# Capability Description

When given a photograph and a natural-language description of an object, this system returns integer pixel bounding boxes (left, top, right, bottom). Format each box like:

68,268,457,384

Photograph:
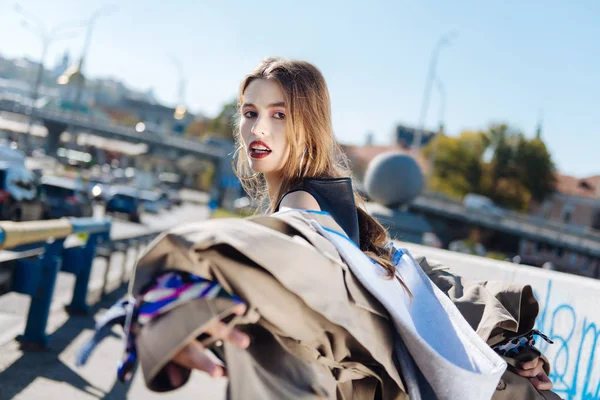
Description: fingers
517,360,545,378
169,303,251,381
516,357,553,391
230,303,247,316
204,304,250,349
227,326,251,348
529,372,553,391
520,357,540,371
205,321,250,349
172,340,224,378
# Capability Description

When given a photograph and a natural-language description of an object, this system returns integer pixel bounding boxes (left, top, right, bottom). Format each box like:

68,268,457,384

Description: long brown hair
233,57,407,288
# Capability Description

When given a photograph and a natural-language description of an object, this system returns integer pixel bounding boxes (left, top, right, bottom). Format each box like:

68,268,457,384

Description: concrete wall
399,242,600,400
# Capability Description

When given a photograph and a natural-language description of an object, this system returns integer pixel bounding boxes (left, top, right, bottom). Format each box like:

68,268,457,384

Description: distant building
394,123,437,149
0,54,195,137
0,78,34,98
11,58,41,84
520,173,600,276
0,54,17,79
340,144,429,182
532,174,600,230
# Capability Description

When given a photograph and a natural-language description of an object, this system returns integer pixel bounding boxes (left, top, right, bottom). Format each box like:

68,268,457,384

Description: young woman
165,57,553,394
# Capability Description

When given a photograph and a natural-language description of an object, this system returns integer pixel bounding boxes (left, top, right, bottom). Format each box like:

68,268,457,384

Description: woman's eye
243,111,257,118
273,112,286,119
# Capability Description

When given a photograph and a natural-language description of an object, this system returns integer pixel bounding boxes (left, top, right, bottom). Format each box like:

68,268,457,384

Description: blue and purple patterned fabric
75,270,243,382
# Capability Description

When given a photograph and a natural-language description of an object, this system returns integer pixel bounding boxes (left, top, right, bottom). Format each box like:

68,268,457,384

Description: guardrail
0,217,160,348
418,193,600,240
411,195,600,257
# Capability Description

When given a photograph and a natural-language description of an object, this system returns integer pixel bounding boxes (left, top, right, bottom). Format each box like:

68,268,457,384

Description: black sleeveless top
274,177,360,246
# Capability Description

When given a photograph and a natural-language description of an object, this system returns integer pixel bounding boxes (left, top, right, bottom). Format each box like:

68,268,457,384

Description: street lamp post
15,4,83,153
72,5,116,115
411,31,457,152
435,78,446,130
426,77,446,184
168,54,188,134
168,54,187,107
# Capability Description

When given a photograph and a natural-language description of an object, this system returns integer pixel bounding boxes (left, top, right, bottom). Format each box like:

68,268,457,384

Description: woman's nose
251,117,267,136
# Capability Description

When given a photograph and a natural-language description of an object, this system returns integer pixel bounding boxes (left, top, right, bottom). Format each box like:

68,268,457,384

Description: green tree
426,123,556,211
424,131,487,199
479,124,556,210
206,99,238,140
513,135,556,202
485,124,517,193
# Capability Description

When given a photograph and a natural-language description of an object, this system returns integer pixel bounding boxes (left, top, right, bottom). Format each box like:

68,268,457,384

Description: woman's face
240,79,290,177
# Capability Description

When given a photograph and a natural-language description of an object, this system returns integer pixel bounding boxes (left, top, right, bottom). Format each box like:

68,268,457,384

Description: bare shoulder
279,190,321,211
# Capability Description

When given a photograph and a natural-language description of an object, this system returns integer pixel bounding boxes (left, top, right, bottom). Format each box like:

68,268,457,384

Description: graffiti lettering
535,281,600,400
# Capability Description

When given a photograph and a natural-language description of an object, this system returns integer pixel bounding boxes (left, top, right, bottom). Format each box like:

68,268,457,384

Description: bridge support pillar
44,120,67,157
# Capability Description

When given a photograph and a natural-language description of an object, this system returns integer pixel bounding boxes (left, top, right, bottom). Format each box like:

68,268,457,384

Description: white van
463,193,504,216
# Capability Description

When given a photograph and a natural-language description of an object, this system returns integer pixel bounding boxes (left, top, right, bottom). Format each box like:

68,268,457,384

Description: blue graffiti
535,280,600,400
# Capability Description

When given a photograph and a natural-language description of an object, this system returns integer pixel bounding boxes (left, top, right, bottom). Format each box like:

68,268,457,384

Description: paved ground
0,287,227,400
0,201,227,399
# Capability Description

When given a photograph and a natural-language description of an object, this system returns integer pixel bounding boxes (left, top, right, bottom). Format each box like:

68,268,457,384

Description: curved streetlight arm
52,30,82,41
77,5,117,68
435,78,446,128
14,3,87,145
49,20,89,36
168,53,185,77
14,3,47,37
70,4,117,114
411,31,457,151
17,5,88,43
168,54,187,105
432,32,457,64
426,77,449,184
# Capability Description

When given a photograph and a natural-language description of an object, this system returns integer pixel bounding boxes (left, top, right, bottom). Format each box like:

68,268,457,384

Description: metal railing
0,217,160,348
411,195,600,257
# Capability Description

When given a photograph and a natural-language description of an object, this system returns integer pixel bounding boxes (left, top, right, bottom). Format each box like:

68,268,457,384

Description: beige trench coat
415,256,562,399
130,211,560,399
132,213,406,399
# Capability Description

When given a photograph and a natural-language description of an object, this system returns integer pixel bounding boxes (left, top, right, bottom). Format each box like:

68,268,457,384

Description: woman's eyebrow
241,102,286,109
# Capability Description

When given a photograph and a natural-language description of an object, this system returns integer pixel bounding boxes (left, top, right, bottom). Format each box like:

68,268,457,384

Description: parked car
139,190,163,214
105,187,143,223
155,190,172,210
463,193,505,216
39,176,93,219
167,189,182,207
0,162,44,221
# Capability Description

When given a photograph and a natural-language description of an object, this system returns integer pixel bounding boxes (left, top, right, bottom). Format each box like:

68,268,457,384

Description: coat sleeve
411,253,550,376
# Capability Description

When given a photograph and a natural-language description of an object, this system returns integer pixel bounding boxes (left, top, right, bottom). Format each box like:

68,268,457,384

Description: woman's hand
515,356,553,390
165,303,250,386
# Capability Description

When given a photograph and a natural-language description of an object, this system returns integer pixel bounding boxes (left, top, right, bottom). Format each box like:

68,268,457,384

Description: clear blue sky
1,0,598,177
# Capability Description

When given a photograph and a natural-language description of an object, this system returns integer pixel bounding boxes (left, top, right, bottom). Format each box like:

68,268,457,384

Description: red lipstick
249,141,272,159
